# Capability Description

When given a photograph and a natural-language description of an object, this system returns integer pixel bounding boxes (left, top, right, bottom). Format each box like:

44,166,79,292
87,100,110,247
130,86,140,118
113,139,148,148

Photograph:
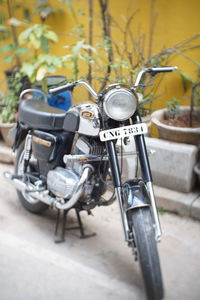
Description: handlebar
150,66,178,73
48,66,178,97
49,82,77,95
49,80,98,99
133,66,178,88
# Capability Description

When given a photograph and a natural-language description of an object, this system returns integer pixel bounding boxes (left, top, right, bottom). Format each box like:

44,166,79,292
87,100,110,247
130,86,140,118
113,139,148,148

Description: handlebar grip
49,82,77,95
150,66,178,74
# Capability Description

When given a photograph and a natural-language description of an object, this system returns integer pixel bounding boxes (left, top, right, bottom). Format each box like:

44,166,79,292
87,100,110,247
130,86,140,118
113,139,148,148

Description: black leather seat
19,98,66,130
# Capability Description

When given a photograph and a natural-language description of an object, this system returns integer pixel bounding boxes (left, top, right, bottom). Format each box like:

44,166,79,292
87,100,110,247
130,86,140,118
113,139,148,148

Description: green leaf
4,55,14,63
62,54,73,61
38,54,64,68
0,44,13,52
46,65,55,73
41,7,52,18
180,72,194,92
0,25,9,32
30,33,41,49
15,47,30,54
41,36,49,53
44,30,58,43
36,66,48,81
21,63,35,79
18,26,34,43
34,25,43,39
78,9,85,16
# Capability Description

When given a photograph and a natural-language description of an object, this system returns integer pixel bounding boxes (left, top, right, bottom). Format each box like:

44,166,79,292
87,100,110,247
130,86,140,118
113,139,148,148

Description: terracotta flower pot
0,123,16,147
151,106,200,146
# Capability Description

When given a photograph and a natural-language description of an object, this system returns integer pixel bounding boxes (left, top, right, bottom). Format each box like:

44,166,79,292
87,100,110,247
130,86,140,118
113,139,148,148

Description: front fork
106,141,131,242
105,113,162,242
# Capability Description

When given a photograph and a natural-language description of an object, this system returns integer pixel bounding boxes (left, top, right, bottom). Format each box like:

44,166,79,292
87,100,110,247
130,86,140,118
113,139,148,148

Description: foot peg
4,171,22,180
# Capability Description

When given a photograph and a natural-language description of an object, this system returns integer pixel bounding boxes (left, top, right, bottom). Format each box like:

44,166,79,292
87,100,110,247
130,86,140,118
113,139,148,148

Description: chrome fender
122,179,150,211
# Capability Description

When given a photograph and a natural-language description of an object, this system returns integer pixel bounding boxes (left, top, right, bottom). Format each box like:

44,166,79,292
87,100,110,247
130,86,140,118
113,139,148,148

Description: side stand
54,208,96,243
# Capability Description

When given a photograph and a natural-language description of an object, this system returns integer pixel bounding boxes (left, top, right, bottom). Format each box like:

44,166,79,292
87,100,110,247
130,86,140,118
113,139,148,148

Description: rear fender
122,179,150,211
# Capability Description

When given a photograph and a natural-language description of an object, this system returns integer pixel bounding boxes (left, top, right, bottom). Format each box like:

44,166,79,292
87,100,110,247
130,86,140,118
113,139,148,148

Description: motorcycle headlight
103,88,137,121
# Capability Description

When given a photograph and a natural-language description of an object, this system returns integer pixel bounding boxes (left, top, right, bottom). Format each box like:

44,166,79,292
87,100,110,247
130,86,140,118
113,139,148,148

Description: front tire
131,207,164,300
15,140,49,214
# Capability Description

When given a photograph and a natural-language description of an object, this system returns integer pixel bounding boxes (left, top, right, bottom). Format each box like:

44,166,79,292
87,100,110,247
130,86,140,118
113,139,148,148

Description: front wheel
131,207,164,300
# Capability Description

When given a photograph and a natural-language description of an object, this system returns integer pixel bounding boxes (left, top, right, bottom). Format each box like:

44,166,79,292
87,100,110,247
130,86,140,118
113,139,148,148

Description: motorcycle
4,66,177,300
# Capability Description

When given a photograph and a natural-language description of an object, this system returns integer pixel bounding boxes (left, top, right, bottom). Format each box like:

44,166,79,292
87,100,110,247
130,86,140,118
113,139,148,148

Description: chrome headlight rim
103,88,138,121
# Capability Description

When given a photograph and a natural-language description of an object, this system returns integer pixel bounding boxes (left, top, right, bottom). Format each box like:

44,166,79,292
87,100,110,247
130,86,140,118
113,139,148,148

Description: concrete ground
0,163,200,300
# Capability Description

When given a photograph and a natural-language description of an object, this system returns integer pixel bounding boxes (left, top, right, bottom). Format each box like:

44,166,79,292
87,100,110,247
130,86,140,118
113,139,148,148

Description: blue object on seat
35,76,72,111
47,90,71,111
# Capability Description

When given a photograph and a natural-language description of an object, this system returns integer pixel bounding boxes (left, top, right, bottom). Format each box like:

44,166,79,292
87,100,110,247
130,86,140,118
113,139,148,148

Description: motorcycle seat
18,98,66,130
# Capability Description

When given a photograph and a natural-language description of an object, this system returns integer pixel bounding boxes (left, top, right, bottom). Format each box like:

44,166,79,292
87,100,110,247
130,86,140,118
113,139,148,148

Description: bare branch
98,0,114,90
88,0,93,96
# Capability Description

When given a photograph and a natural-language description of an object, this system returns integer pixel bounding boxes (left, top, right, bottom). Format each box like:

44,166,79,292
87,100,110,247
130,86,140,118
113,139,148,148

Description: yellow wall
0,0,200,109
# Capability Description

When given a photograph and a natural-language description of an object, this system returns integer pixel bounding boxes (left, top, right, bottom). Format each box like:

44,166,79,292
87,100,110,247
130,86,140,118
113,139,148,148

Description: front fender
122,179,150,211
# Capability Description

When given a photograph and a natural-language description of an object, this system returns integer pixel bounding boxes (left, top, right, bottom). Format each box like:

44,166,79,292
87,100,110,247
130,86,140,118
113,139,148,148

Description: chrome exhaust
4,165,93,211
4,172,28,193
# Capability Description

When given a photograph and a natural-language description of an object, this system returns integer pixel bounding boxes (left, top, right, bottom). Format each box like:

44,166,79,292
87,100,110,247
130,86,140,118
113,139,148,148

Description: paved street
0,162,200,300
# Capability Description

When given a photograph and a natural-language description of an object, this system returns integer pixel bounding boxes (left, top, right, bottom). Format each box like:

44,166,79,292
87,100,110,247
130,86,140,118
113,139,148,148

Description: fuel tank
63,103,101,136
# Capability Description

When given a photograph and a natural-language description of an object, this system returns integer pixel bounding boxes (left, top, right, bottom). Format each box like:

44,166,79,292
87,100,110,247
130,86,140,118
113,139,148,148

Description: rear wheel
15,140,49,214
131,207,164,300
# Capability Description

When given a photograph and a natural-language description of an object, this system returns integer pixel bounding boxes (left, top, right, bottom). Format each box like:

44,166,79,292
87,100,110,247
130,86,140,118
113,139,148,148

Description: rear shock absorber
23,134,32,173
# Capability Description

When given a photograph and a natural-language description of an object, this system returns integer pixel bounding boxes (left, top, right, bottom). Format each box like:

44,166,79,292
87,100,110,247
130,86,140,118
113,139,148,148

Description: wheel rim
17,149,40,205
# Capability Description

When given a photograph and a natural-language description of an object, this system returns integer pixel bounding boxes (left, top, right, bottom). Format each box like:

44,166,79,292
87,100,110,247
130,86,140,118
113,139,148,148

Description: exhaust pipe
4,165,93,210
4,172,28,193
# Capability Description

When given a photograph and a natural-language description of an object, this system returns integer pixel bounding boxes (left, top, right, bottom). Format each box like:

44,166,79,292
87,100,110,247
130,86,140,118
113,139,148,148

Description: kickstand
54,208,96,243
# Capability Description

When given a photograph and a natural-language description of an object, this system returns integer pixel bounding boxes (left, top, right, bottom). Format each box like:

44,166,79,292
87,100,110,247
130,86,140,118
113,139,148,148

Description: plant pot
194,163,200,184
151,106,200,146
0,123,16,147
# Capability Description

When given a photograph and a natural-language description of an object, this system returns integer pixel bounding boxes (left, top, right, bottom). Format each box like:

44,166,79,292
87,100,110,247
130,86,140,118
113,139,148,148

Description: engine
47,136,103,200
47,167,80,199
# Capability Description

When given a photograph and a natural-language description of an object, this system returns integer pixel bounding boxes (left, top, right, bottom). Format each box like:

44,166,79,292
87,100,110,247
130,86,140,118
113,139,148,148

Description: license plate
99,123,148,142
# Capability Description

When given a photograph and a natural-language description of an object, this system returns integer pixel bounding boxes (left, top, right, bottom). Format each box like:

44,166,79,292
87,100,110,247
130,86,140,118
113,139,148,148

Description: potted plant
151,74,200,146
0,91,18,147
0,70,24,146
